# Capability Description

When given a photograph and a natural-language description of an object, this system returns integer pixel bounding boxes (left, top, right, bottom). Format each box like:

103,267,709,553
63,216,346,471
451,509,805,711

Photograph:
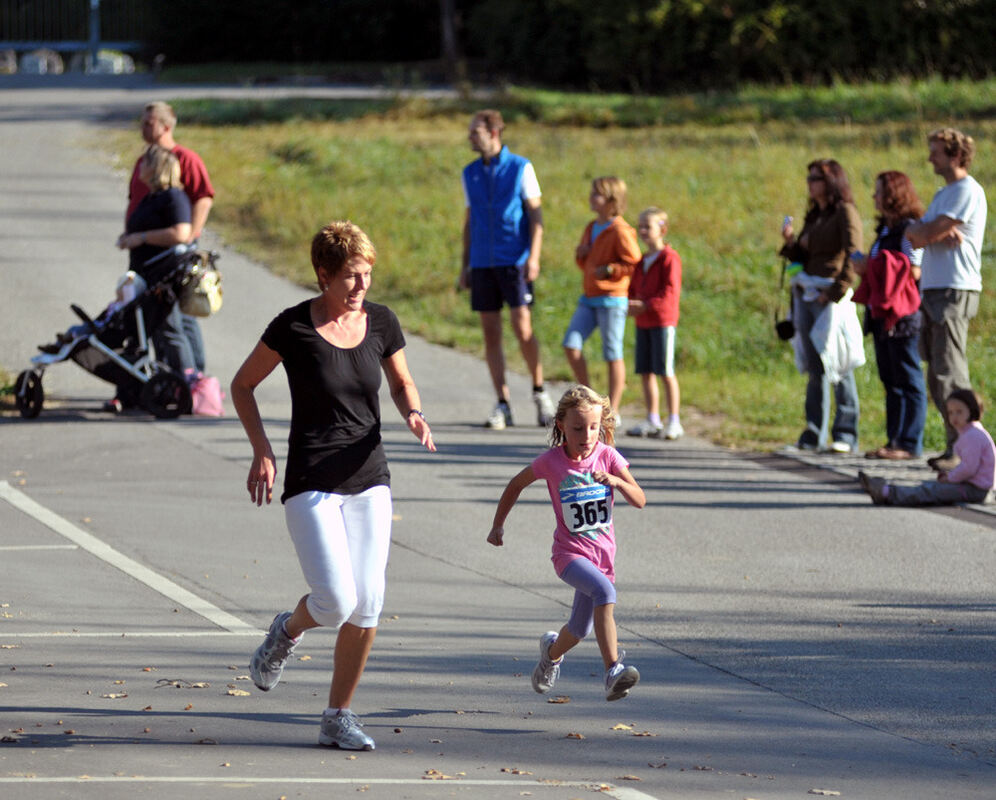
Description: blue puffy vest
464,146,532,268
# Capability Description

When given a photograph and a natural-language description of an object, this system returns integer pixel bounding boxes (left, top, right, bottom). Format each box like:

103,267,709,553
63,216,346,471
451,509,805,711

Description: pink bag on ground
190,374,225,416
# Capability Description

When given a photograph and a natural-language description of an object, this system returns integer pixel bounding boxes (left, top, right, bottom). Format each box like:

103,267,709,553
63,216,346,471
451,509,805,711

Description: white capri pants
284,485,393,629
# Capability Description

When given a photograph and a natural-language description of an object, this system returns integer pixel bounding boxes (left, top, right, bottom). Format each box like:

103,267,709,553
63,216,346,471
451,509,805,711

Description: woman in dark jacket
106,144,195,412
854,171,927,460
780,158,864,452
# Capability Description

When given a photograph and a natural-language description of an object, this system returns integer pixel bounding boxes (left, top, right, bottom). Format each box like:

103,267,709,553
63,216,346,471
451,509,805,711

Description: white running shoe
486,401,513,430
533,389,555,427
604,650,640,701
249,611,298,691
627,419,663,438
663,419,684,440
318,709,375,751
531,631,562,694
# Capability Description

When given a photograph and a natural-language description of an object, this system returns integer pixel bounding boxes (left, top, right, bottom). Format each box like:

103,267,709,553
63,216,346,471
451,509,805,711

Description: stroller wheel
141,370,192,419
15,370,44,419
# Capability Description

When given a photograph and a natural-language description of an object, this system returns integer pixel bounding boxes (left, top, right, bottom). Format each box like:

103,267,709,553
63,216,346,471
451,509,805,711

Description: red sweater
628,245,681,328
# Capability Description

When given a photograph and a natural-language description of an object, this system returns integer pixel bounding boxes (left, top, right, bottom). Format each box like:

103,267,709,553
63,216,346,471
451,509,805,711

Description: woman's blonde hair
142,144,182,192
311,219,377,279
549,384,616,447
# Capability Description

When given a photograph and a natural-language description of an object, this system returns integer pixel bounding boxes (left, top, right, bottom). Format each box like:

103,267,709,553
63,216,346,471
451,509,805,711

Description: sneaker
796,429,819,451
626,419,663,438
857,470,889,505
531,631,562,694
533,389,555,427
604,650,640,701
249,611,298,691
663,419,684,440
829,440,856,454
318,709,375,751
101,397,123,414
486,401,513,430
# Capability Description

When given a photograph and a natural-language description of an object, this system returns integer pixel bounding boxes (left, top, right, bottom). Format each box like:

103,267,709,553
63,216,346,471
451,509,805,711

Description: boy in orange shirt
563,177,642,421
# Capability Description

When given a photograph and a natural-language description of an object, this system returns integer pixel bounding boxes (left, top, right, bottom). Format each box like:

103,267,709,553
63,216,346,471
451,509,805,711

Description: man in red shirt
127,101,215,372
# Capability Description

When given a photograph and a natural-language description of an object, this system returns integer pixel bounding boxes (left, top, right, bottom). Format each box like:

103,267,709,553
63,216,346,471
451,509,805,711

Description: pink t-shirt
947,421,996,489
531,442,629,581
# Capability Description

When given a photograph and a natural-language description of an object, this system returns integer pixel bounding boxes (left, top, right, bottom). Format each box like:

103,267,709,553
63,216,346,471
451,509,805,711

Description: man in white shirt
907,128,988,467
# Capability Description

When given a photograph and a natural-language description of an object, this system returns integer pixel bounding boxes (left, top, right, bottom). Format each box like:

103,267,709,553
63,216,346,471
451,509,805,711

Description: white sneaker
532,389,555,427
829,440,855,454
531,631,562,694
626,419,663,438
486,401,513,430
663,419,684,440
318,709,375,751
604,650,640,701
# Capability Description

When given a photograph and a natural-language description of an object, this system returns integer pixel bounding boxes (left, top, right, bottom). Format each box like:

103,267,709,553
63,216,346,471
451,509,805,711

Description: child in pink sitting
859,389,994,506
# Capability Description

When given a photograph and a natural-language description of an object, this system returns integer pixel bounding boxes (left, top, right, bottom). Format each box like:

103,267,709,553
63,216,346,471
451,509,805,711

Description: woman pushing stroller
106,144,196,412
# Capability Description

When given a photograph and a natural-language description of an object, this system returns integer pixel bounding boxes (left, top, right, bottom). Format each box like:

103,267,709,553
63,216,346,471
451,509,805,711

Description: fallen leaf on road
632,731,656,737
423,769,457,780
1,736,20,743
183,704,193,711
547,696,570,704
648,761,667,769
63,730,75,735
611,723,633,731
100,693,127,699
0,645,19,649
692,765,713,771
226,689,251,697
808,791,841,797
500,767,533,775
565,732,585,739
617,775,641,781
195,738,217,745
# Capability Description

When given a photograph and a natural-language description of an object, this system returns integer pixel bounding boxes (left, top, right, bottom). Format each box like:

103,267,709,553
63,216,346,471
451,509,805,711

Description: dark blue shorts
470,266,534,312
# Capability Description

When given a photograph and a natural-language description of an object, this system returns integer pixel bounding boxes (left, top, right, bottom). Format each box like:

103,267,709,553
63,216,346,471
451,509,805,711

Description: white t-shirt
920,175,988,291
462,161,541,207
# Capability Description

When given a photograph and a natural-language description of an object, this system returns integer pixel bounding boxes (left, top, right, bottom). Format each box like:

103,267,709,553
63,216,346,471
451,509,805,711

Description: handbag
180,250,223,317
774,260,800,340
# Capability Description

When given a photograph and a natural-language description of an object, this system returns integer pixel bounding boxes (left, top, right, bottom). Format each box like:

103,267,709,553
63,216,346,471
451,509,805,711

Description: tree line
156,0,994,89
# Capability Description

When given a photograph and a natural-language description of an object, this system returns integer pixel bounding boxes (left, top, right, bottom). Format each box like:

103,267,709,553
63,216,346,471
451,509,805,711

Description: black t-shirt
261,299,406,502
126,188,191,278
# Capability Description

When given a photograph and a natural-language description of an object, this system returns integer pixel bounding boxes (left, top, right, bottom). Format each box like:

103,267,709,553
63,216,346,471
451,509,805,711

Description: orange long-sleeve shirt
575,216,642,298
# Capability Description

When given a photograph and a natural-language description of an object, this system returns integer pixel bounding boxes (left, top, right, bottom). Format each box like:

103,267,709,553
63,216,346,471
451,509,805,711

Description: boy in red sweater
627,207,683,439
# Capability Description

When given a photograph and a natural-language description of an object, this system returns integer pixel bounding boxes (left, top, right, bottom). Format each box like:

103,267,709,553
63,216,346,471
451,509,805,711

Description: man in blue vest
460,109,554,429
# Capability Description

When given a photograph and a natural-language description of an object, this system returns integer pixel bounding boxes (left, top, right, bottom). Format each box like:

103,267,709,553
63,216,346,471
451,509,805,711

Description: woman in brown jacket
780,159,864,452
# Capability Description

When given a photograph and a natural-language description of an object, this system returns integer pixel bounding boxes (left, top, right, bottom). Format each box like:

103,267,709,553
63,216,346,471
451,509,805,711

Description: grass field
96,81,995,450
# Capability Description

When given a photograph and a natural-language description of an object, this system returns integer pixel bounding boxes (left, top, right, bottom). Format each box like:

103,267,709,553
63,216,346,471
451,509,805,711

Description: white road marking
0,544,78,551
0,481,258,634
0,777,658,797
5,631,260,637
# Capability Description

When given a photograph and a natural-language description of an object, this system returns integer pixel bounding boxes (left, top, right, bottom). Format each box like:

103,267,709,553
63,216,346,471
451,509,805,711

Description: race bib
560,482,611,534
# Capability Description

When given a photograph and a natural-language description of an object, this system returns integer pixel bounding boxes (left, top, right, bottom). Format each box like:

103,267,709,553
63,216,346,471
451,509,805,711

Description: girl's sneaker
249,611,298,691
604,650,640,701
319,709,375,751
531,631,562,693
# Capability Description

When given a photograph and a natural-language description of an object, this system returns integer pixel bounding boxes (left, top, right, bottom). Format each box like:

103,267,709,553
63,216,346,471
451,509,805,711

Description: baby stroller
14,245,221,420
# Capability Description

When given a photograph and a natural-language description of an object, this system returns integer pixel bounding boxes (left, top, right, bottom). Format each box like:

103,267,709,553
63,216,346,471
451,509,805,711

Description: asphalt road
0,74,994,800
